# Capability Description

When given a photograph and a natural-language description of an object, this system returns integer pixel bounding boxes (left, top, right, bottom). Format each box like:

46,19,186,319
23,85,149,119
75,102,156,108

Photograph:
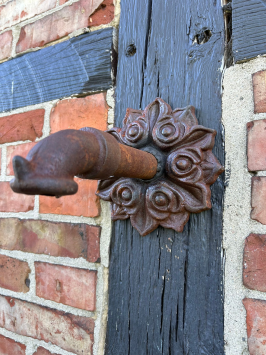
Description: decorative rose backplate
97,98,224,236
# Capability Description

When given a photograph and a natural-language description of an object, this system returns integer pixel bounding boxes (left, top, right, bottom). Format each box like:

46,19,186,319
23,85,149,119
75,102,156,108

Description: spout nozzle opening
10,155,78,197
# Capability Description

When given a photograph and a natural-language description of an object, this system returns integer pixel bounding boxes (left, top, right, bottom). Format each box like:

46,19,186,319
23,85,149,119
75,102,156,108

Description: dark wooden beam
106,0,225,354
0,28,114,113
233,0,266,62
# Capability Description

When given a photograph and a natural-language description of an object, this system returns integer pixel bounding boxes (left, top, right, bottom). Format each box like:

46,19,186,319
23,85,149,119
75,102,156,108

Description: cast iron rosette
97,98,224,236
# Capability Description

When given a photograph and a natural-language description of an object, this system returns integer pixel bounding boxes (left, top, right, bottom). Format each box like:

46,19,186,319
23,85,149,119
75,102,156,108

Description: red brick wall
0,0,117,62
243,69,266,354
0,0,117,353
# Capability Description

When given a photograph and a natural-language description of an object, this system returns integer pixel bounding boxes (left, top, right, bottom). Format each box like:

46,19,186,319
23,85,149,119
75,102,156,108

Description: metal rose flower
108,98,172,148
166,148,203,183
153,116,186,149
146,182,182,219
165,148,217,213
145,181,189,234
97,98,224,236
108,108,149,148
152,105,196,150
97,178,143,220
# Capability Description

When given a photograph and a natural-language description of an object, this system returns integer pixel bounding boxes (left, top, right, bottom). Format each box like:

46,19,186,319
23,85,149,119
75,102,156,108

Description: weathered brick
0,182,34,212
7,142,36,175
35,262,97,310
247,120,266,171
89,0,115,27
0,0,56,31
0,254,30,292
0,334,26,355
243,234,266,291
243,298,266,354
50,93,108,134
251,176,266,224
0,218,100,262
39,178,100,217
0,109,44,144
0,296,94,355
0,30,12,61
16,0,113,53
34,348,59,355
253,70,266,113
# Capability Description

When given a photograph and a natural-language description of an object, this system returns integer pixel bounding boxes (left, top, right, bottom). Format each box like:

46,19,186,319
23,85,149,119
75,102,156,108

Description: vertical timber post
106,0,225,354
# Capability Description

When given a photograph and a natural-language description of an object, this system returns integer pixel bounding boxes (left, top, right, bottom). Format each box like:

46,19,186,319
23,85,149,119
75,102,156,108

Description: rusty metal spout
10,127,158,197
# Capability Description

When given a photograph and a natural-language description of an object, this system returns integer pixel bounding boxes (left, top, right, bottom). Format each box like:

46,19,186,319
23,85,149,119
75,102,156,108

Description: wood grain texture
106,0,225,354
233,0,266,62
0,28,114,113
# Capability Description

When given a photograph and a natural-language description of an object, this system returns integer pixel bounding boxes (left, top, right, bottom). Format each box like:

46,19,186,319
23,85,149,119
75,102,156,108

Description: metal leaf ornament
97,98,224,236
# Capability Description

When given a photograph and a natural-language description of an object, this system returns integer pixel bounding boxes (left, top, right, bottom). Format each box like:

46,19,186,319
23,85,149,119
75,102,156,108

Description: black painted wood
106,1,225,354
0,28,114,113
233,0,266,62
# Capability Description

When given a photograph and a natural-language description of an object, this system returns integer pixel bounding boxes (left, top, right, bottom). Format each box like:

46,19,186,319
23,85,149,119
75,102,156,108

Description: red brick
39,178,100,217
0,254,30,292
0,296,94,355
0,0,56,31
16,0,113,53
6,142,36,176
50,93,108,134
0,109,44,144
0,334,26,355
243,234,266,291
0,218,100,262
35,262,97,310
253,70,266,113
0,30,12,61
0,182,34,212
243,298,266,354
247,120,266,171
89,0,115,27
251,176,266,224
34,348,59,355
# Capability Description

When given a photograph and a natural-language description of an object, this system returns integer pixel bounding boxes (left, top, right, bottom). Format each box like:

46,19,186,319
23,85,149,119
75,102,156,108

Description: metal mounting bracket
97,98,224,235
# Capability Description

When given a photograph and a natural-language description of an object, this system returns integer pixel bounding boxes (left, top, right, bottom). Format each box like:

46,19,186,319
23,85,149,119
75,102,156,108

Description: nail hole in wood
193,29,212,45
126,44,137,56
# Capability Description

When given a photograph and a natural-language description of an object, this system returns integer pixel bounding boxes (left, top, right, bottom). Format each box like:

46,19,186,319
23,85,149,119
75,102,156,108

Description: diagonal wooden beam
233,0,266,62
0,28,115,113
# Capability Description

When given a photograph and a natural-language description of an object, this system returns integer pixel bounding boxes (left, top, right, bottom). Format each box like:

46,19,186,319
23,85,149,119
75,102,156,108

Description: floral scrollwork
97,178,143,220
97,98,224,236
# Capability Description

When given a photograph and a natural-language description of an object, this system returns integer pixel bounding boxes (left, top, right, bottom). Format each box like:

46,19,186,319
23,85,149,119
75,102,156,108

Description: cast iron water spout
10,127,158,197
10,98,224,236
